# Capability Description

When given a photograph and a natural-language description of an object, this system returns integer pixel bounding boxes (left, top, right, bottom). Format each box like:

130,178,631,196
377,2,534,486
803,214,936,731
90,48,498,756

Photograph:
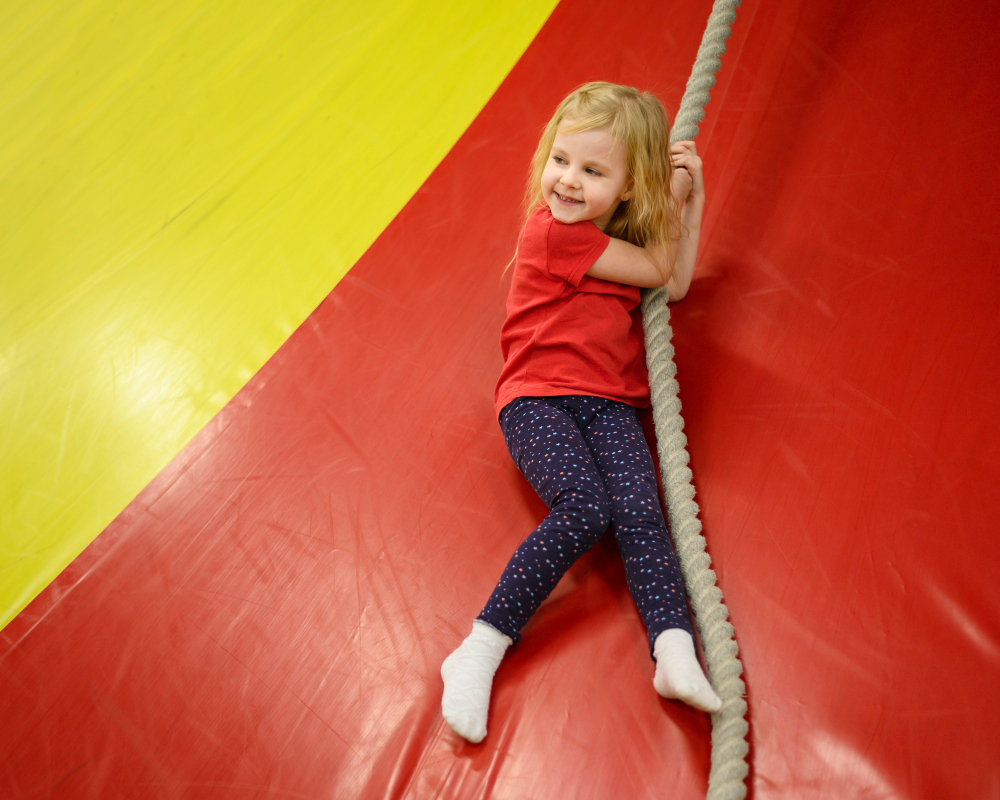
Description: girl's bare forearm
667,197,703,302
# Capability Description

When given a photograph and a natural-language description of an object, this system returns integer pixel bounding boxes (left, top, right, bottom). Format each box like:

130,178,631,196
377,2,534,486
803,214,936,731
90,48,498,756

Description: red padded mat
3,0,999,797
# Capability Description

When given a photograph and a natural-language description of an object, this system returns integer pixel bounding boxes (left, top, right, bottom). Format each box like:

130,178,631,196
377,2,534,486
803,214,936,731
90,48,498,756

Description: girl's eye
586,168,602,176
553,156,566,164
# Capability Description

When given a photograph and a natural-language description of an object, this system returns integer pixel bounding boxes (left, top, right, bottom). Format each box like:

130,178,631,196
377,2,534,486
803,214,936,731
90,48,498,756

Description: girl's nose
562,169,581,189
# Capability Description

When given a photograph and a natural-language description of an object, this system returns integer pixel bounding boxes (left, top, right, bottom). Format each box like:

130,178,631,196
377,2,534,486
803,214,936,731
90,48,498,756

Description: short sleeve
545,217,611,287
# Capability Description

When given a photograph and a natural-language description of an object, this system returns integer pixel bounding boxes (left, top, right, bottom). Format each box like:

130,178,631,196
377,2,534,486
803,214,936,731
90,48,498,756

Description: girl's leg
442,397,612,742
477,396,612,640
582,401,721,712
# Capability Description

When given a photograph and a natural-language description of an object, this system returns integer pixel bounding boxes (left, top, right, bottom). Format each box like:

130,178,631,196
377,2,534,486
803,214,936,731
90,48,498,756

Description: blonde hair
516,82,681,281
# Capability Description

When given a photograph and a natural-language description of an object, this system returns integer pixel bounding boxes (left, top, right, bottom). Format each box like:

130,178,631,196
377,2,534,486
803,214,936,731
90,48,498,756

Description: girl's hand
670,141,704,201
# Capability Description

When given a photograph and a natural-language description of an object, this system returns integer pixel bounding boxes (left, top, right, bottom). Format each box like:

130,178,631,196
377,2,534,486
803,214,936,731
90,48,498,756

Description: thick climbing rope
641,2,750,798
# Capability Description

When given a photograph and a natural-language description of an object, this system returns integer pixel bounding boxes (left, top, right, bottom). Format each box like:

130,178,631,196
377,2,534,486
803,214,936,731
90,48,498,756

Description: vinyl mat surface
2,0,998,798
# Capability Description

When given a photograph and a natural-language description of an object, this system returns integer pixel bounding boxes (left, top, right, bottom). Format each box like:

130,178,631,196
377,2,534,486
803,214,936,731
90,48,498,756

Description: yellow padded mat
0,0,557,628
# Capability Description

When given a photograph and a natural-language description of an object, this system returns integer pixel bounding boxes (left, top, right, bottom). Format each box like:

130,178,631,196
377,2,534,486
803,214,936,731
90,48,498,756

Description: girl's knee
551,487,611,545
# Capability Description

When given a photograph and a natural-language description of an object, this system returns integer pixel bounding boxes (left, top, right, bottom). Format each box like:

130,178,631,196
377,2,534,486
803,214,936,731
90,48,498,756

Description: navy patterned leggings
477,395,693,659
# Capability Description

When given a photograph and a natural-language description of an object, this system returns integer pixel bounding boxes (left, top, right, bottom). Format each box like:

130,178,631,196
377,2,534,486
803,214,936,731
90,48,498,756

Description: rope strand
642,2,749,797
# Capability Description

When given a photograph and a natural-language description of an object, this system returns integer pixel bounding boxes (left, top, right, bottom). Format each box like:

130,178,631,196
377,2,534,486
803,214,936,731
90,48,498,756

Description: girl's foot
652,628,722,712
440,621,512,743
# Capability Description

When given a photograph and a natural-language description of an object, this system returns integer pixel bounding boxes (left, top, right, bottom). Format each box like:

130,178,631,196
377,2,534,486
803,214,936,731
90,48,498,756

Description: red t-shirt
494,205,651,416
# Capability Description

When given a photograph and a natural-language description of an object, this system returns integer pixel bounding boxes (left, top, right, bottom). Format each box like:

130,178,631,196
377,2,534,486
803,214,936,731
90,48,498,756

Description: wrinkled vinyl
2,1,998,798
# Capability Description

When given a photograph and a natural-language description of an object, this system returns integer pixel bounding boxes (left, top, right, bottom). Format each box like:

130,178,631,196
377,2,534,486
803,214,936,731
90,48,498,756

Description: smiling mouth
554,192,583,205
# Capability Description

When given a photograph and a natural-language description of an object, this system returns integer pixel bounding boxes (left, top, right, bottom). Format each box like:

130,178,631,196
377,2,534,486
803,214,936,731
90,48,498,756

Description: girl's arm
666,141,704,302
585,141,705,294
585,237,673,288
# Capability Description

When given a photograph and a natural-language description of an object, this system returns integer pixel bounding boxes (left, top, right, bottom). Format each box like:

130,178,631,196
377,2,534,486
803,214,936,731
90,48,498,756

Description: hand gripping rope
640,2,750,797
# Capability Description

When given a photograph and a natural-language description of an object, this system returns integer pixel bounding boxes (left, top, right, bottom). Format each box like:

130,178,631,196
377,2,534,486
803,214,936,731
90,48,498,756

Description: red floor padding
3,0,999,797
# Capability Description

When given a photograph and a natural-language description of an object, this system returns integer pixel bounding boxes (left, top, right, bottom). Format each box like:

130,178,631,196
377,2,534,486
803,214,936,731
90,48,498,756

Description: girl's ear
621,180,634,201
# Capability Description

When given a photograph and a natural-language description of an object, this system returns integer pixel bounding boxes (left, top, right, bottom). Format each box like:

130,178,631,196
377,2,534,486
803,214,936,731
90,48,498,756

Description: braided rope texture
641,2,750,798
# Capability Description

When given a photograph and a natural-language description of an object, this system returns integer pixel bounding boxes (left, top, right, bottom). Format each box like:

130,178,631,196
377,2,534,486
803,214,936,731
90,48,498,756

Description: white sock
652,628,722,713
440,620,512,743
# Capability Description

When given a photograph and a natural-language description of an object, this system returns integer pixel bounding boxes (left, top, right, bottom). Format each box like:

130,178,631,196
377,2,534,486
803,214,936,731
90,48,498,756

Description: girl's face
541,122,633,230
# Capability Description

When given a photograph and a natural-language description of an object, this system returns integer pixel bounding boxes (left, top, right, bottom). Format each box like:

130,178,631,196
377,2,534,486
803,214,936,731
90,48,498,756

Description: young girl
441,82,721,743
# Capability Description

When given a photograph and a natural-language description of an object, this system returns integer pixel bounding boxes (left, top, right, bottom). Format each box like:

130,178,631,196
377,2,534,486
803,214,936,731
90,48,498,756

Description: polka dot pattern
477,395,693,659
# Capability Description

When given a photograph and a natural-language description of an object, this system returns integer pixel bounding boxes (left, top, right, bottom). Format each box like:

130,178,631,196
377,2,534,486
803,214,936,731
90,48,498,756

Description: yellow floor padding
0,0,557,629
